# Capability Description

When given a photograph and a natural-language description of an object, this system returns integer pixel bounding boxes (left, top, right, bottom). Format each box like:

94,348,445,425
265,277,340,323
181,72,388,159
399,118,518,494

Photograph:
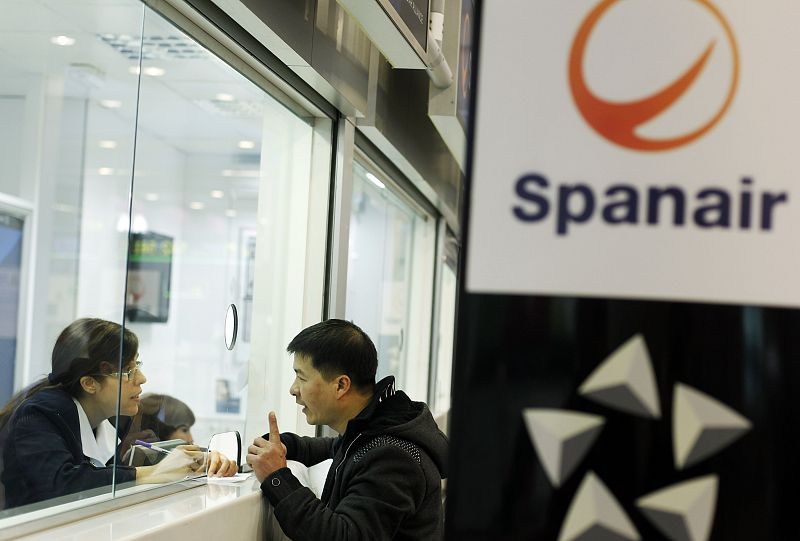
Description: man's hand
246,411,288,483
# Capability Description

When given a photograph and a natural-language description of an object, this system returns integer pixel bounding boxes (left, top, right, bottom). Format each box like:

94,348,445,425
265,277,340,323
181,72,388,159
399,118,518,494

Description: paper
206,472,254,484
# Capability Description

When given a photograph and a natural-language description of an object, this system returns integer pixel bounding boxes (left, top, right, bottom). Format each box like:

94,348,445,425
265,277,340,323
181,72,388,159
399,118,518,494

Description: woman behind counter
0,318,235,510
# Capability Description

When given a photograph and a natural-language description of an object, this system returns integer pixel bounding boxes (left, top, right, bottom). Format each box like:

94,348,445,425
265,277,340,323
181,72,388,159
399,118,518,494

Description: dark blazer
1,387,136,509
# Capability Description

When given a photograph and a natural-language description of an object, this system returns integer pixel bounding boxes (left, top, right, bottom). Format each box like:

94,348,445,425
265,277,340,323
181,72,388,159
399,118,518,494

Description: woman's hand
135,445,205,484
206,450,238,477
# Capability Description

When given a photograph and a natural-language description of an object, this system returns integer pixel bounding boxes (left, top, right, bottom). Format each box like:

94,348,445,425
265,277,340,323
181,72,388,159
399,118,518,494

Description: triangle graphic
522,409,605,488
636,475,718,541
579,334,661,419
673,383,751,469
558,472,640,541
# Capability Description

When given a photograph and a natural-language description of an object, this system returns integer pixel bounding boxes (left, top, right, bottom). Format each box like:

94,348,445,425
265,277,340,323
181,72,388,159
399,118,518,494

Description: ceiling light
98,167,114,176
237,140,256,150
143,66,165,77
98,140,117,149
144,193,159,201
221,169,259,178
225,209,237,218
131,214,149,233
100,99,122,109
366,172,386,189
215,93,235,102
51,35,76,46
210,190,224,199
189,202,205,210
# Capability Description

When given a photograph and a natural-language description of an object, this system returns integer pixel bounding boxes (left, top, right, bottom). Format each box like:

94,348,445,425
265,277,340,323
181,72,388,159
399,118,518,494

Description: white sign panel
466,0,800,307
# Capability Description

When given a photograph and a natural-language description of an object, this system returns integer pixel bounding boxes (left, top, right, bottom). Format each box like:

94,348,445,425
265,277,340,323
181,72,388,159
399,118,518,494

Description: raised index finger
268,411,281,443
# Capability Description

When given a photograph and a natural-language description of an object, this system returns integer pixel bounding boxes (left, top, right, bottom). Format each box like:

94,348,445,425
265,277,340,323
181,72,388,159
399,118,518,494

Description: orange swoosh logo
569,0,739,151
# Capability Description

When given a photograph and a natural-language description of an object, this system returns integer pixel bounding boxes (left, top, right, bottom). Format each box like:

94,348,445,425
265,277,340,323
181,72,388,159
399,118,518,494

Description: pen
134,439,172,454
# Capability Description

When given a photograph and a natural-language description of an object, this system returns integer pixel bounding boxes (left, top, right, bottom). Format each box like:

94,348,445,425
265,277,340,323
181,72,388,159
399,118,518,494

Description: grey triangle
579,334,661,418
636,475,718,541
558,472,640,541
523,409,605,488
673,384,751,469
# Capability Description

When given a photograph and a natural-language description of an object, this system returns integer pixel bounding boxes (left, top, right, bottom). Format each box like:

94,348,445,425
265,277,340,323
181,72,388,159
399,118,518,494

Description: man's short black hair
287,319,378,391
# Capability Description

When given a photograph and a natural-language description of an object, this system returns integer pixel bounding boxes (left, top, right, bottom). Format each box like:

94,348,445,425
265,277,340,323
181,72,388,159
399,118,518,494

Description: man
246,319,448,540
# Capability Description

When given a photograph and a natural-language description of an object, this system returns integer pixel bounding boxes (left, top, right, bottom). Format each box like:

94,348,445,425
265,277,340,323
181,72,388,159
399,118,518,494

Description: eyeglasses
101,360,143,381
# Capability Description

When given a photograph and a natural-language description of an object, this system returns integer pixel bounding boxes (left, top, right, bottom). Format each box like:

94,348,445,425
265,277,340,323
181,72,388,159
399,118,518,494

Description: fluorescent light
50,35,76,46
143,66,165,77
129,66,165,77
210,190,224,199
221,169,259,178
100,99,122,109
98,140,117,149
366,172,386,189
98,167,114,176
225,209,237,218
144,193,159,201
131,214,149,233
215,93,235,102
189,202,205,210
237,140,256,150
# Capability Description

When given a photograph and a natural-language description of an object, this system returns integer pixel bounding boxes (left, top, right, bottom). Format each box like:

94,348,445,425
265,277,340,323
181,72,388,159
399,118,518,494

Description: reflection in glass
346,163,417,387
0,0,146,519
0,319,201,513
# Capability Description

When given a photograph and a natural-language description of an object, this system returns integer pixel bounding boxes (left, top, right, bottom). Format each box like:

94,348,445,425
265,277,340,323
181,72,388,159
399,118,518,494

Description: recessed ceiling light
98,167,114,176
225,209,237,218
129,66,165,77
50,35,76,46
221,169,259,178
237,140,256,150
366,172,386,189
210,190,224,199
100,99,122,109
143,66,165,77
189,202,205,210
215,93,235,102
98,140,118,149
144,193,159,201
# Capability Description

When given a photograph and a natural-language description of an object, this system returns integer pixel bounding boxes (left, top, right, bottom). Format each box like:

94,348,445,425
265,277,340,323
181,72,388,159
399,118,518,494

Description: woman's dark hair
287,319,377,391
138,394,195,441
0,318,138,430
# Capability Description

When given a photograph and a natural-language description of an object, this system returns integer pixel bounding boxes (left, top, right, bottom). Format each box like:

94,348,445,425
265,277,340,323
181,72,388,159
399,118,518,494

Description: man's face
289,354,339,427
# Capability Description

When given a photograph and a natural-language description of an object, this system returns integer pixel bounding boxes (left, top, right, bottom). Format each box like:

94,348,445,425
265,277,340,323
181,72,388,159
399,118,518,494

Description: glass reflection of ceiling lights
100,99,123,109
237,140,256,150
366,172,386,190
50,35,76,46
129,66,165,77
99,140,118,149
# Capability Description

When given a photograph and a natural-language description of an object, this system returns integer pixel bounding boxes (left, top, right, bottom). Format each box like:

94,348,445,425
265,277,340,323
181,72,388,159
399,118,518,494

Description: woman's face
95,356,147,418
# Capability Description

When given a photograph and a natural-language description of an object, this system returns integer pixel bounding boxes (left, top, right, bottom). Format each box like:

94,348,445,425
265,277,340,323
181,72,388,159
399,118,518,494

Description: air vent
98,34,209,61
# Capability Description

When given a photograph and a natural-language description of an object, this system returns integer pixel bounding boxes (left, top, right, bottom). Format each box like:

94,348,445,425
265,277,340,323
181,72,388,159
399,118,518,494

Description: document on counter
206,473,254,484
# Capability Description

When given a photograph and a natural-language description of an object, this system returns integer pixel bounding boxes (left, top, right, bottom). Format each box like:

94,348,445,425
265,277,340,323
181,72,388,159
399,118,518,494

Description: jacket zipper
327,432,362,508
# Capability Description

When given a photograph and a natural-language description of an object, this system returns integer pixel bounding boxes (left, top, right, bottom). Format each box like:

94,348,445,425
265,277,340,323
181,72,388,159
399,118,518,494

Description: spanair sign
466,0,800,307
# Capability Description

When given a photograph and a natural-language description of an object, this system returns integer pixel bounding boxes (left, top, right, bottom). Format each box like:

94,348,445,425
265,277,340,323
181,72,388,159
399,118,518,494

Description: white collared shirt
71,397,119,467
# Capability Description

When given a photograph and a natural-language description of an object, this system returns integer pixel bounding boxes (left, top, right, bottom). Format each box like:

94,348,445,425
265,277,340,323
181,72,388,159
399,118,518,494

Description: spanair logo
569,0,739,151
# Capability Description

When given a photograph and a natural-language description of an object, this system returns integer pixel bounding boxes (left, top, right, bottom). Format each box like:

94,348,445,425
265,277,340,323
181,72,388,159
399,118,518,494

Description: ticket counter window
345,160,436,400
0,0,332,528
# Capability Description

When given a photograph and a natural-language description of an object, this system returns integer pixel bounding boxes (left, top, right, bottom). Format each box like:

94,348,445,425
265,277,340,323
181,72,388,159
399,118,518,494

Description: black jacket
1,388,136,509
262,376,448,541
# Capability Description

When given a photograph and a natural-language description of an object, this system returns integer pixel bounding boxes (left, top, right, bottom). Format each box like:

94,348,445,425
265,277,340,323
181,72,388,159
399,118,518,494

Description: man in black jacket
246,319,448,541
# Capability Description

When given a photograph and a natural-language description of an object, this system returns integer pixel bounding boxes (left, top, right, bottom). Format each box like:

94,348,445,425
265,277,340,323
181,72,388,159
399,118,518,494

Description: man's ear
79,376,99,395
334,375,352,399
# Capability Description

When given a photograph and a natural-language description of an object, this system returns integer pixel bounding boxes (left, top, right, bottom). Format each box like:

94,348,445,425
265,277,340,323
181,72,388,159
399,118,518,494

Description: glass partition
0,0,144,520
115,3,332,495
0,0,334,529
345,160,436,400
